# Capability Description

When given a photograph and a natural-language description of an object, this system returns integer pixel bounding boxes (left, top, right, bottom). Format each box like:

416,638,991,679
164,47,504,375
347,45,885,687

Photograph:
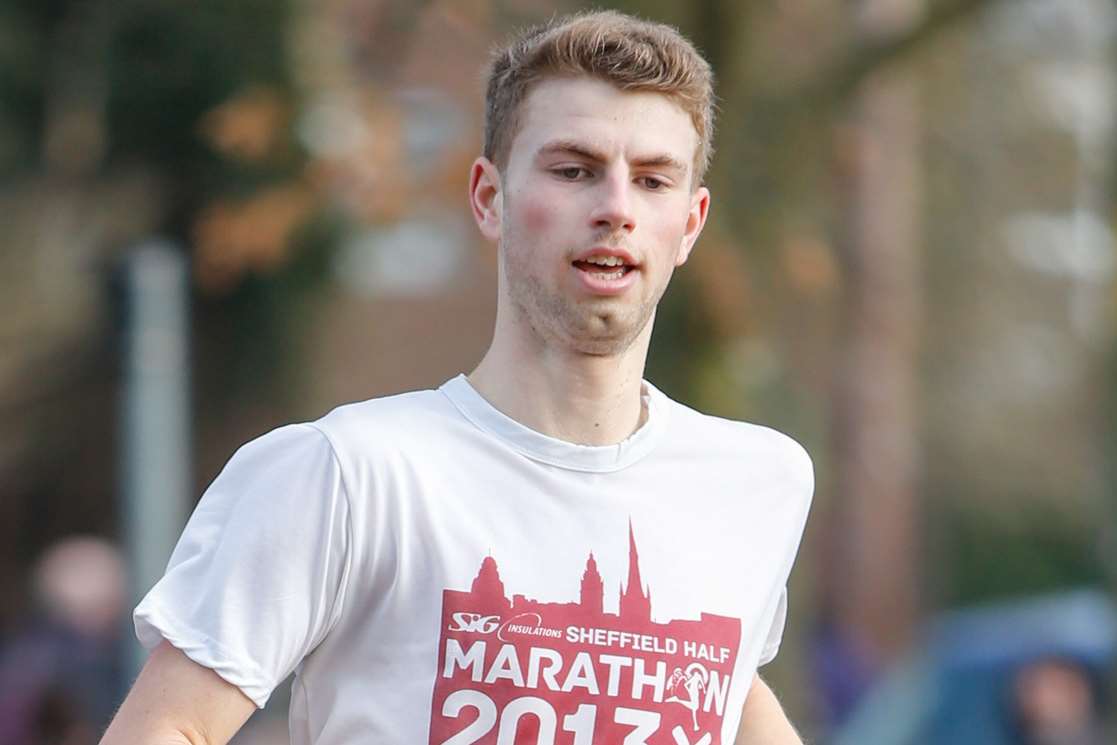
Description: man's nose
589,172,636,233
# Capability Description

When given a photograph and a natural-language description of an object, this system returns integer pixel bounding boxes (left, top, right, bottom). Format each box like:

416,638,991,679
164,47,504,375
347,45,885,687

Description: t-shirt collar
439,374,667,472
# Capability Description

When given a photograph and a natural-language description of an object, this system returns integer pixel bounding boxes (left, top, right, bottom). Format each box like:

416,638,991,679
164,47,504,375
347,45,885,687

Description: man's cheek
518,196,557,233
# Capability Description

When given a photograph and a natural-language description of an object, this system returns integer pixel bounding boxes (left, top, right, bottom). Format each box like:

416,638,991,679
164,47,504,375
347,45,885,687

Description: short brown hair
484,10,717,185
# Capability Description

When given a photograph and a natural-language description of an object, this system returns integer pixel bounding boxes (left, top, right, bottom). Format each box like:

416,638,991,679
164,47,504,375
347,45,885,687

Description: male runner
101,10,813,745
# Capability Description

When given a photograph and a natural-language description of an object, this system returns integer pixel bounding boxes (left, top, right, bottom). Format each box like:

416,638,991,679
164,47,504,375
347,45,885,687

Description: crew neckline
439,374,667,473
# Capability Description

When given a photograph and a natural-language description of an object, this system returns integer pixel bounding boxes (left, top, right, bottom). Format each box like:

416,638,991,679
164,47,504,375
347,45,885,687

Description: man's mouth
572,256,635,280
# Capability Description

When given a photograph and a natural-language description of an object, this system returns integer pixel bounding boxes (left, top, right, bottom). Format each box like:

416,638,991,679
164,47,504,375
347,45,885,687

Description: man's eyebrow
536,140,689,176
536,140,609,162
631,153,689,175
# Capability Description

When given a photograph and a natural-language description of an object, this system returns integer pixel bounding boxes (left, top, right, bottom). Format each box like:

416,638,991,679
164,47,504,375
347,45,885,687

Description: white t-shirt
135,375,813,744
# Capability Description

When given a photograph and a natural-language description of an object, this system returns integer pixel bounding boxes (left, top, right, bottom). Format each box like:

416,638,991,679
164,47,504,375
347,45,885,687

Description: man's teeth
585,256,625,267
587,266,625,280
575,256,630,280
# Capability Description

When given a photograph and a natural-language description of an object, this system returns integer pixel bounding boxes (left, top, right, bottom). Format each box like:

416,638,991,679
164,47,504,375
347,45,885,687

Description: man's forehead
515,78,698,166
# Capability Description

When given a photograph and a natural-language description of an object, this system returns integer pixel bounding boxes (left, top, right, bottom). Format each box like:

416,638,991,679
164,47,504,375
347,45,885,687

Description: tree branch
773,0,1004,114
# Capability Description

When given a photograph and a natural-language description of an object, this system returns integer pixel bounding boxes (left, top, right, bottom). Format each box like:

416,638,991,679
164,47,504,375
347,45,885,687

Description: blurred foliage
0,0,340,628
934,500,1111,607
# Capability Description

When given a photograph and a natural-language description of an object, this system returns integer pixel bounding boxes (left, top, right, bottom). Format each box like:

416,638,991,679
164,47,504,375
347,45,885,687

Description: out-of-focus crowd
0,537,290,745
0,538,126,745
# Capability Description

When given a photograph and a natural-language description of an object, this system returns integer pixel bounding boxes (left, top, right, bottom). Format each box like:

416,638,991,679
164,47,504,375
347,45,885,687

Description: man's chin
568,338,634,357
563,317,649,357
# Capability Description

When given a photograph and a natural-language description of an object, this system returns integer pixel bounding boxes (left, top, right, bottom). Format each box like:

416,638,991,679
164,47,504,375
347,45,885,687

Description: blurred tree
0,0,328,629
827,0,924,668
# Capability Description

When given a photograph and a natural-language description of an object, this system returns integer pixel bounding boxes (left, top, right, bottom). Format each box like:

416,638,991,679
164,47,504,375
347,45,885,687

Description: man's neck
467,323,652,447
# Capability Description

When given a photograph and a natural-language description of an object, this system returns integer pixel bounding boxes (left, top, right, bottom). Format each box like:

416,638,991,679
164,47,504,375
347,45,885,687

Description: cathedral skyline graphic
429,522,744,744
464,521,657,626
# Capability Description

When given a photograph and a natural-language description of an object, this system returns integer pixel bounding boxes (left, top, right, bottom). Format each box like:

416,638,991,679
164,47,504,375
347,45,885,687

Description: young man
100,11,812,745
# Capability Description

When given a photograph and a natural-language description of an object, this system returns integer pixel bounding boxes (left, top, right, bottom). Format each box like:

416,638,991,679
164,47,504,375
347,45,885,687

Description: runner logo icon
667,662,710,731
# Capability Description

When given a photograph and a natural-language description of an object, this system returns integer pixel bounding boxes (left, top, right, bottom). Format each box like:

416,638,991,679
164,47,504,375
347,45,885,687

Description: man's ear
469,157,502,242
675,185,711,266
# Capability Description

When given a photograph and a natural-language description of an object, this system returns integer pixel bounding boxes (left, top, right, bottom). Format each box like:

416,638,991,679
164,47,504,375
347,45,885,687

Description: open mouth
572,258,636,281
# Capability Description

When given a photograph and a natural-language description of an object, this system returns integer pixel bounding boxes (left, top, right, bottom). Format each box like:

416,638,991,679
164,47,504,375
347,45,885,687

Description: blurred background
2,0,1116,743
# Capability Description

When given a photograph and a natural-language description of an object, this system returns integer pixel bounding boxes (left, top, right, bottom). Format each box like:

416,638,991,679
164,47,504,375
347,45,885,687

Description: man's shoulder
309,385,455,447
223,388,454,479
658,393,814,485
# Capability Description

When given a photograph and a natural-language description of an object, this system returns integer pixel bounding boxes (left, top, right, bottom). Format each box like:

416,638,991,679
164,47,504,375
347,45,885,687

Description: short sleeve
134,423,352,707
757,586,788,666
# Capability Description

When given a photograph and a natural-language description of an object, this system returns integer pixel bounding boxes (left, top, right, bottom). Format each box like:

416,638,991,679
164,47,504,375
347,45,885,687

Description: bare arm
734,674,805,745
99,640,257,745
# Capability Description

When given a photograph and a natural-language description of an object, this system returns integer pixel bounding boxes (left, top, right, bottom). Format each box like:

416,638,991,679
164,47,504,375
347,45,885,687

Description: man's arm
735,674,805,745
99,640,256,745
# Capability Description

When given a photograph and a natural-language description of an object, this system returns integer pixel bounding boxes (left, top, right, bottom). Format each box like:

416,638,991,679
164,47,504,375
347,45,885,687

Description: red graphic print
428,523,742,744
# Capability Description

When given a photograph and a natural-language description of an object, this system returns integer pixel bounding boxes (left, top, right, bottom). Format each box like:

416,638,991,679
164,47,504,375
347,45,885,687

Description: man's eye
640,177,667,190
555,166,588,179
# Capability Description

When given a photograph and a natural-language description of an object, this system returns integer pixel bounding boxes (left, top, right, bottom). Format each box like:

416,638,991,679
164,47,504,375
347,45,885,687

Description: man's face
473,76,710,357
